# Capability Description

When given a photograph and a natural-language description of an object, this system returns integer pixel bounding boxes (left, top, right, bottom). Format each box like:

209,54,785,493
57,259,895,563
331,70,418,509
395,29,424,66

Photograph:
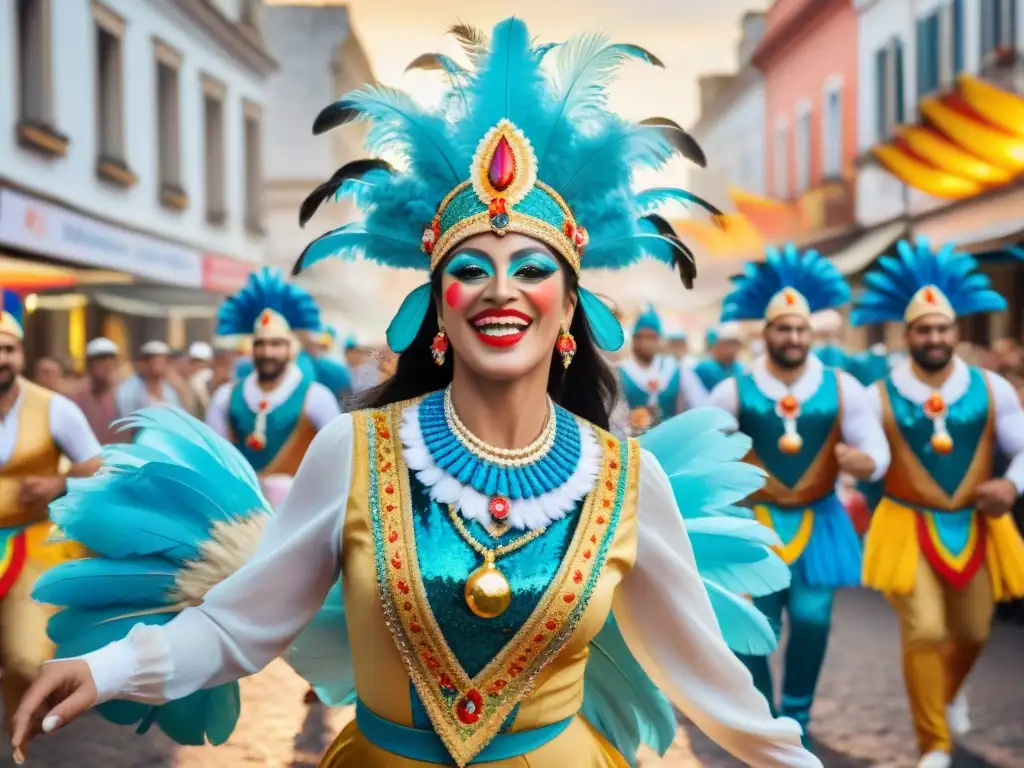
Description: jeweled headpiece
216,267,322,342
851,237,1005,326
0,290,23,341
294,18,720,353
720,243,851,324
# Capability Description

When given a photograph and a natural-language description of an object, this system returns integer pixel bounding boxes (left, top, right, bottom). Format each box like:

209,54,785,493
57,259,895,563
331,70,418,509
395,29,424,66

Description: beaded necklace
414,388,585,525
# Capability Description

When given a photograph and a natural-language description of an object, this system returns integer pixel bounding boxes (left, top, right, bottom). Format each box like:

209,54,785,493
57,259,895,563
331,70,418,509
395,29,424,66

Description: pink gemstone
488,137,516,191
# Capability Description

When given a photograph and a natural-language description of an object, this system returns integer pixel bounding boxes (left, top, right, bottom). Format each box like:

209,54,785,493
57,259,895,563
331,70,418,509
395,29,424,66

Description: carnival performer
693,323,745,396
709,244,890,749
14,20,820,768
207,267,341,506
851,238,1024,768
0,290,102,734
617,306,707,433
810,308,852,371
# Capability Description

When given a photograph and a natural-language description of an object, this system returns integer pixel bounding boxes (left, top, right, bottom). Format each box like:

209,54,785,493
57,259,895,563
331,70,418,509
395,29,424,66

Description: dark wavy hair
351,267,619,429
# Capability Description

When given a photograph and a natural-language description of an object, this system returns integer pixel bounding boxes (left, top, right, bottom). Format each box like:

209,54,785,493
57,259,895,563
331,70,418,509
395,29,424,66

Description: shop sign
0,188,203,286
202,253,255,293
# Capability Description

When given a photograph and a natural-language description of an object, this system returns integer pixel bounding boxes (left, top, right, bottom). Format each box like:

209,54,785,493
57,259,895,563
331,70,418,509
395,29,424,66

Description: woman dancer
14,19,818,767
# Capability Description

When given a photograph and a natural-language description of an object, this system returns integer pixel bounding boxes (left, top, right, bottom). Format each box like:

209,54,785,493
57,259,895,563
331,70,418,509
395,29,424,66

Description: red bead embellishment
923,392,947,418
410,622,422,633
439,674,457,696
602,499,611,508
489,495,510,520
573,569,583,584
583,549,592,559
545,619,557,631
391,557,402,570
590,535,597,543
260,310,271,327
488,137,517,191
556,333,576,355
533,633,545,643
421,216,440,255
508,663,524,677
597,515,606,525
385,504,395,512
258,400,269,412
456,690,483,724
778,394,800,417
403,600,412,610
244,434,266,451
609,460,618,469
397,579,410,594
605,481,613,490
923,287,937,304
388,530,399,543
488,197,507,217
563,592,575,604
385,484,395,495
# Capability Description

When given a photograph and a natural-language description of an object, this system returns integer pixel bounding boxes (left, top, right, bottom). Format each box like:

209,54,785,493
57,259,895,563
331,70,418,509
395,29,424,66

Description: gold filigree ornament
471,119,538,213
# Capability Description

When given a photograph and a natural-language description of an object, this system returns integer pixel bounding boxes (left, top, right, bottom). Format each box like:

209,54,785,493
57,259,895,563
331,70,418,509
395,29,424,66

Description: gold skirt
320,715,629,768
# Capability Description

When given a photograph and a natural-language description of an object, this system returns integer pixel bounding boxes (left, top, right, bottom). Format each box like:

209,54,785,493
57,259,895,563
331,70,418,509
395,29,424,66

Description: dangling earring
556,328,576,369
431,328,449,366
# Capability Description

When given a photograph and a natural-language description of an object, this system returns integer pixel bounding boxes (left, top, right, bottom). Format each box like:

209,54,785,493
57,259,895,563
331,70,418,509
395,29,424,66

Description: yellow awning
829,221,907,276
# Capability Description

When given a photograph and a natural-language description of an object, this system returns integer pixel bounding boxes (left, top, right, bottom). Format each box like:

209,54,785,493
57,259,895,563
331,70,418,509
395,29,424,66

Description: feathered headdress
0,290,23,340
633,304,662,335
851,237,1006,326
216,267,322,341
720,243,851,324
294,18,720,354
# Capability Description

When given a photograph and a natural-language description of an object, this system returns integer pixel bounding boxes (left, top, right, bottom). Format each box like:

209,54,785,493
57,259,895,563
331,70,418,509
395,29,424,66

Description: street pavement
3,589,1021,767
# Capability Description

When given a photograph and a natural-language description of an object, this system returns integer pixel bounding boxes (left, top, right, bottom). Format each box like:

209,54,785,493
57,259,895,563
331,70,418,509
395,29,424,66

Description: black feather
298,159,394,227
405,53,453,73
639,117,707,168
448,23,489,61
644,214,698,289
312,101,361,136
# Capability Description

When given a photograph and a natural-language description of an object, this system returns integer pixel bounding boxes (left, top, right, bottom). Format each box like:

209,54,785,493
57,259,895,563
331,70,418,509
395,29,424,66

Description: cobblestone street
3,590,1021,767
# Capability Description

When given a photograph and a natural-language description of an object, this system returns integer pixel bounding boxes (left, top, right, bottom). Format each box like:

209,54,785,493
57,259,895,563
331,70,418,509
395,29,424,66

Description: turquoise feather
216,266,322,337
639,408,788,657
34,407,271,746
580,618,676,766
386,282,434,353
852,237,1007,326
578,287,624,351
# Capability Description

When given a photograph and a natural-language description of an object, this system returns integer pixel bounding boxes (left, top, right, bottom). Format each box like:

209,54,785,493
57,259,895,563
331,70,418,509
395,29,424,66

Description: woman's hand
11,660,98,763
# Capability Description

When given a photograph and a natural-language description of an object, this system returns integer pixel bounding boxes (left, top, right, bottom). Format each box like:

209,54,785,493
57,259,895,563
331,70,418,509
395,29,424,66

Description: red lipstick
468,308,533,348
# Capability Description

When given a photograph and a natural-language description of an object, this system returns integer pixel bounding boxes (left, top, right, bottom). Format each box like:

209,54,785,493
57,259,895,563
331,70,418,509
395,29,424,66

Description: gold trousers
0,557,54,733
887,559,994,754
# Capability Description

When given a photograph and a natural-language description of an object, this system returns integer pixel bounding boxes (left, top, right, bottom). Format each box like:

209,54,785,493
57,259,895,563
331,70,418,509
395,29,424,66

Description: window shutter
875,47,888,141
916,17,928,98
894,39,906,123
953,0,964,74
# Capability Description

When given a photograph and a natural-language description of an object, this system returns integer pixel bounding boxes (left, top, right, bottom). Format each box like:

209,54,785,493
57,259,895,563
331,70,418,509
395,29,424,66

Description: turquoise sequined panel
618,367,681,418
737,370,839,489
694,359,743,392
439,185,566,236
408,476,581,678
227,379,309,472
885,367,991,497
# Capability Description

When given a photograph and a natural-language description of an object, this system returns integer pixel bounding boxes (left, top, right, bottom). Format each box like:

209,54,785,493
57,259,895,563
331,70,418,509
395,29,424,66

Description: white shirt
0,386,101,464
81,413,818,767
205,364,341,439
865,357,1024,493
709,355,891,482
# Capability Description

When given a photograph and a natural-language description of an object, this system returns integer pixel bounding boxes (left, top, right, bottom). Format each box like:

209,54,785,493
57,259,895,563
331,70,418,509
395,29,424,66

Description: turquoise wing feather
639,407,788,655
33,407,275,746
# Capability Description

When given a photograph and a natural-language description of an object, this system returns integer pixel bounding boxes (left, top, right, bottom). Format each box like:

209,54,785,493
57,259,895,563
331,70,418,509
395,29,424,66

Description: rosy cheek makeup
522,279,560,317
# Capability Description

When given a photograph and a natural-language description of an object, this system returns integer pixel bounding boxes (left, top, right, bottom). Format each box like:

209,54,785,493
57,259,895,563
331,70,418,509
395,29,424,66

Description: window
774,120,789,199
917,1,964,98
94,3,132,185
202,75,227,226
155,40,185,210
795,105,811,193
981,0,1017,62
16,0,52,124
823,85,842,178
875,38,906,141
243,100,263,234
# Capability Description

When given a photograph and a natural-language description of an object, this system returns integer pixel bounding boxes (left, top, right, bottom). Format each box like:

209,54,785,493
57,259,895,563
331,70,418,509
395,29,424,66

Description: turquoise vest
737,369,841,494
228,378,311,473
813,344,851,372
693,358,743,393
883,367,992,499
618,360,681,419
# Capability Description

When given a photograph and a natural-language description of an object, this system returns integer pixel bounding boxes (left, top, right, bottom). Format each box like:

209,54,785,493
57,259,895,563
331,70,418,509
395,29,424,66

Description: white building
0,0,275,361
689,12,768,205
261,3,390,339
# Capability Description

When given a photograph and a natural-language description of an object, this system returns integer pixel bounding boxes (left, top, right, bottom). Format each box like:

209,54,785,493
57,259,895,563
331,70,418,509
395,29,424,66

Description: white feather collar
399,403,602,531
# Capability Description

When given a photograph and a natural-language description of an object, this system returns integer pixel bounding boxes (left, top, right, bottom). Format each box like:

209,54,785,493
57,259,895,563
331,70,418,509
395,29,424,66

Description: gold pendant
778,432,803,455
464,553,512,619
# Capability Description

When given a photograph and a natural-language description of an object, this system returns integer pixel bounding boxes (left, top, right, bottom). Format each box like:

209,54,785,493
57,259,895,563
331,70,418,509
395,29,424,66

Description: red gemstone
563,593,575,604
410,622,422,633
388,530,399,543
489,495,510,520
573,570,583,584
545,619,557,631
397,579,409,594
457,690,483,724
583,549,592,559
488,136,516,191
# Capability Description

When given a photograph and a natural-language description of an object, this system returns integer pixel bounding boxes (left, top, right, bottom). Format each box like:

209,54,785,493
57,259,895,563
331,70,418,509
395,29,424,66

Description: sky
267,0,770,329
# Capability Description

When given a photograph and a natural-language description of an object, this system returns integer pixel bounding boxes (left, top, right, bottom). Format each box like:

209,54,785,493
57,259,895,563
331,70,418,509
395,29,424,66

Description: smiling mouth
469,309,533,348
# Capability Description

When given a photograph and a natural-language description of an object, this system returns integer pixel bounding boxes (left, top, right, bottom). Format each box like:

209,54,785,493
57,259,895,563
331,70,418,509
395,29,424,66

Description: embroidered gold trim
430,211,581,274
371,402,633,767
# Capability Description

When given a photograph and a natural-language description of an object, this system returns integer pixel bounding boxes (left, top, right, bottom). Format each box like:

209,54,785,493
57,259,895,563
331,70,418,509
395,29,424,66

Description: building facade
261,3,388,339
856,0,1024,345
0,0,272,364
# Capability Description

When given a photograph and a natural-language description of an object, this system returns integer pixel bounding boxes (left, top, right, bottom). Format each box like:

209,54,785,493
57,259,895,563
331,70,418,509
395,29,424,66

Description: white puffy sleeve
612,452,820,768
707,377,740,417
79,414,354,704
203,383,233,438
679,363,710,410
987,371,1024,493
837,371,890,481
